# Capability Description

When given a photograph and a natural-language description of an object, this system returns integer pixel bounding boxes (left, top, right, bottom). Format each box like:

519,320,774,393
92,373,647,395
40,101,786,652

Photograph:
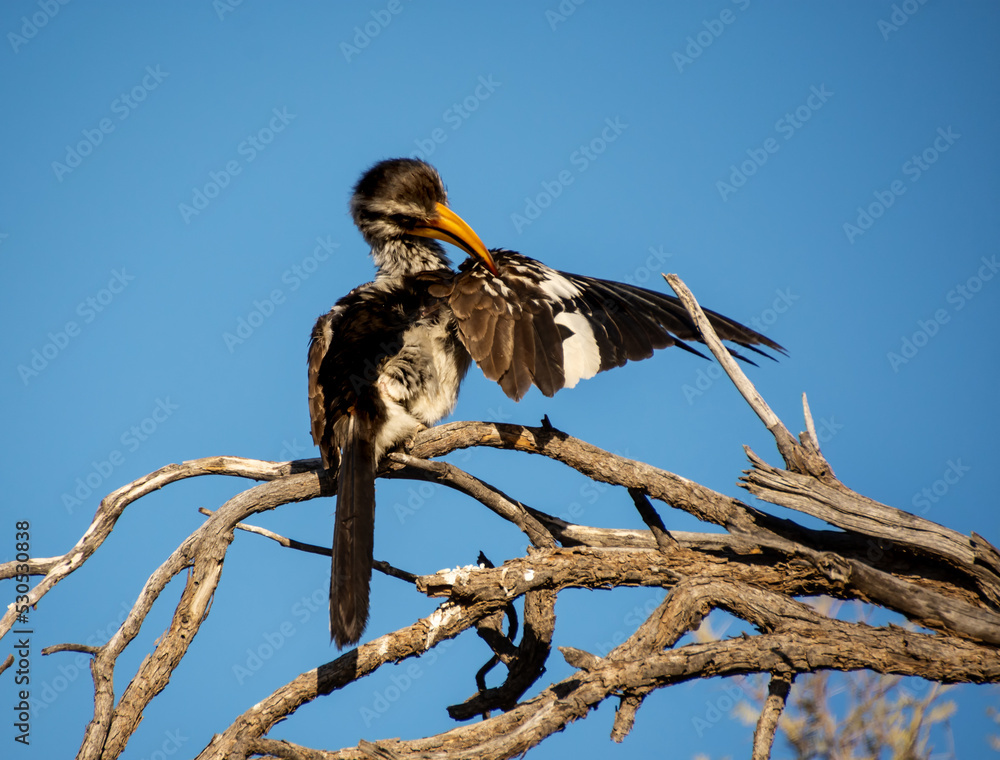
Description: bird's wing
439,249,785,402
308,306,340,469
308,283,410,469
308,275,454,467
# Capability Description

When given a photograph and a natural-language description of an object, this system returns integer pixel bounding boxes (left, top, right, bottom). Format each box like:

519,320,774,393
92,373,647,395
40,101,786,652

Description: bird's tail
331,413,376,648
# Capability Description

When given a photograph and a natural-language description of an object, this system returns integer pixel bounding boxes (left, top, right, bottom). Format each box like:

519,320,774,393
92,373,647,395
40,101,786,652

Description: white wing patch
536,269,582,301
553,311,602,388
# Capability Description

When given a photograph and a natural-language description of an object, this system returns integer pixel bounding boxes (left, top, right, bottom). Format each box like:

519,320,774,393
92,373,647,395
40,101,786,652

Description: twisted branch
3,275,997,760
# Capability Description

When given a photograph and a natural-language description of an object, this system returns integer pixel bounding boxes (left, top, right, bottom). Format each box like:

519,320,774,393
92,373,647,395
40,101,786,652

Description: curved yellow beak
411,202,498,276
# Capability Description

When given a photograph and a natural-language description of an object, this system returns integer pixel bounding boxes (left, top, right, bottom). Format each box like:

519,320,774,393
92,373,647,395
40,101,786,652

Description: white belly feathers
372,317,470,459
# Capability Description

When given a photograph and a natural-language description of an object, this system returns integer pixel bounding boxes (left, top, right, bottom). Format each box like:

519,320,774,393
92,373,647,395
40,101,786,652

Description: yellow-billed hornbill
310,158,784,647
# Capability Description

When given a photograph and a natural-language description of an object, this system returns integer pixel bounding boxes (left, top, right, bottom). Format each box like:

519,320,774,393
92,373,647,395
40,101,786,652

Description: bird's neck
371,239,452,277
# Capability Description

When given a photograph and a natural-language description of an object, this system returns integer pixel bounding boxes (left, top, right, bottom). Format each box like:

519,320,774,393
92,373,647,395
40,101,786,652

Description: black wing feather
448,249,784,401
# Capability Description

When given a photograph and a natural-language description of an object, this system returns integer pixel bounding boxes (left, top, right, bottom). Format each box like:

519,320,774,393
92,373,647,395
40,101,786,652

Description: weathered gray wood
7,276,998,760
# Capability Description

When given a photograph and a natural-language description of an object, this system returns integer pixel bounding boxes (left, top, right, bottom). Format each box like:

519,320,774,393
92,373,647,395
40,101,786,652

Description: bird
309,157,784,647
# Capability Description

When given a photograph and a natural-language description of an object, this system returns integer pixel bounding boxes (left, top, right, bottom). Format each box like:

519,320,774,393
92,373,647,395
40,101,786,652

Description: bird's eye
390,214,416,230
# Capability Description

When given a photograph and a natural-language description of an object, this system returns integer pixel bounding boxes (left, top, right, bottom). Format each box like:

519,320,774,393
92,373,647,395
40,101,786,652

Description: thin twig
628,487,680,552
198,507,330,557
802,392,820,450
42,643,100,656
753,672,794,760
663,273,789,437
198,507,419,584
385,453,557,548
663,273,834,481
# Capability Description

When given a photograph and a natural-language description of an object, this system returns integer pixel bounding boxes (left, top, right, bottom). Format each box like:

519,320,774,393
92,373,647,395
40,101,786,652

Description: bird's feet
401,423,428,451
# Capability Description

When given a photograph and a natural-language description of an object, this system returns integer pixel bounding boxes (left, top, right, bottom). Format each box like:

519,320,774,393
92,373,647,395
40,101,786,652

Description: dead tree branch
752,673,795,760
4,275,997,760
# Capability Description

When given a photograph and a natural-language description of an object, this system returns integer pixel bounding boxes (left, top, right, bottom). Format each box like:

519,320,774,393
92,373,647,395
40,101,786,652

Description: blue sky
2,2,998,758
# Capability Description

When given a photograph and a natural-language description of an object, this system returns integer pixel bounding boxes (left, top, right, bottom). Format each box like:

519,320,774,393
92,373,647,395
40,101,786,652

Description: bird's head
350,158,498,277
